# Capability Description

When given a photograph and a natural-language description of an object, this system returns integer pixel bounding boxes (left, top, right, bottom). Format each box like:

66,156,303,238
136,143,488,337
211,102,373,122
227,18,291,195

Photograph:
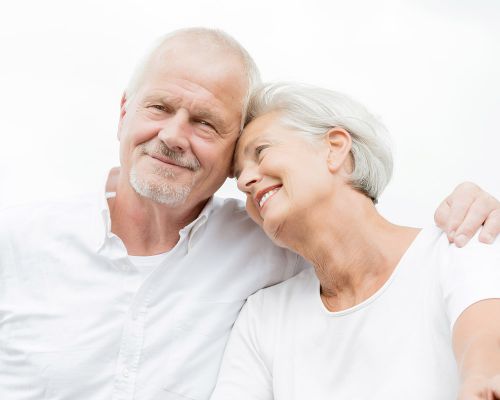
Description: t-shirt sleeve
439,237,500,330
210,293,273,400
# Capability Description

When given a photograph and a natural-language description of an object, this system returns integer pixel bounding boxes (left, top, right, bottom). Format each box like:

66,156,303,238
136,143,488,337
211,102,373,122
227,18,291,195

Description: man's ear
117,92,127,140
325,127,352,173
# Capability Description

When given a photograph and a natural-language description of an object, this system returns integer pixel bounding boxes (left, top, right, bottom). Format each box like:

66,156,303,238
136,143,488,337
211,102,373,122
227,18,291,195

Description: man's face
118,39,247,208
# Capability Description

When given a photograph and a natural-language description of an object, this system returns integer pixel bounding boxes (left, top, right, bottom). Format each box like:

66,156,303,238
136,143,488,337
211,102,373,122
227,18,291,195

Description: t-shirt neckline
314,227,427,317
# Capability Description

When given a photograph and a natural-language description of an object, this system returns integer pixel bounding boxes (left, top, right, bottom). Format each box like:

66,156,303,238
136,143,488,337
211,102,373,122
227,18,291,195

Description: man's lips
149,154,191,170
255,184,283,209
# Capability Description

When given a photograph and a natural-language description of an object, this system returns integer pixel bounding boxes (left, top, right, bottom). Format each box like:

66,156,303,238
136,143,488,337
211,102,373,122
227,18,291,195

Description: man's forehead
145,52,245,106
152,37,244,79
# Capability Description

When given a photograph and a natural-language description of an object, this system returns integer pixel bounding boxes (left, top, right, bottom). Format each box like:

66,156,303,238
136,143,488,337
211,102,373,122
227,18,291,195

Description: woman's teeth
259,188,280,208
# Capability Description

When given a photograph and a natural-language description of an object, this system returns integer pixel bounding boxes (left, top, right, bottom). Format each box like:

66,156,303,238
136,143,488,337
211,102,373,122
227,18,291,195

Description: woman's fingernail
481,233,494,244
454,234,468,247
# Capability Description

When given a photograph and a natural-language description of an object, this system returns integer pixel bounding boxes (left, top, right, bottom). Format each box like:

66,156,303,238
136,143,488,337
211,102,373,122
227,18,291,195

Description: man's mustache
143,142,200,171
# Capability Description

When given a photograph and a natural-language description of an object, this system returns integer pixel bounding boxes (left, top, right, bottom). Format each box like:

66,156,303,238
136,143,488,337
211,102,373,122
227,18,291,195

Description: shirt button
122,368,130,377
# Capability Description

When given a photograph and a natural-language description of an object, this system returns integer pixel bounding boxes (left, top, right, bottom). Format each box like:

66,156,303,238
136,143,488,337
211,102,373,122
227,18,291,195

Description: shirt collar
92,167,216,253
183,197,214,252
92,168,117,252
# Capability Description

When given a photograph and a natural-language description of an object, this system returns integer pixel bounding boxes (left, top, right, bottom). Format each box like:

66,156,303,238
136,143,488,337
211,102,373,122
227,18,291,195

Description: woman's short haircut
245,83,393,203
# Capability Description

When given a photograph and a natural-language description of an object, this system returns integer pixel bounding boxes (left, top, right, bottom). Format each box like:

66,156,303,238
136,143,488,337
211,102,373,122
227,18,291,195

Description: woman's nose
236,165,261,193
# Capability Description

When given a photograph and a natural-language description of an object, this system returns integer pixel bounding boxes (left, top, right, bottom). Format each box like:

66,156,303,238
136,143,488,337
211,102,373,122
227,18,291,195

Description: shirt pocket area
27,346,115,400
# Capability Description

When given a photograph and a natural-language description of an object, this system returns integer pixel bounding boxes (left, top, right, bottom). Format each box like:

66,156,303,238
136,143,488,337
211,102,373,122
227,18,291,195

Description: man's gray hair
245,83,393,202
126,27,262,131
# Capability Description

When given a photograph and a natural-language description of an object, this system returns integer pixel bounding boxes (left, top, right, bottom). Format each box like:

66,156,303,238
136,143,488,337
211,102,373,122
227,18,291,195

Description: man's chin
129,172,191,207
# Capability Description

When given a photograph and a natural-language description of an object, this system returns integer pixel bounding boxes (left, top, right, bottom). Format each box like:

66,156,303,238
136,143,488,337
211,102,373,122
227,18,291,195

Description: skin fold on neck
280,187,421,312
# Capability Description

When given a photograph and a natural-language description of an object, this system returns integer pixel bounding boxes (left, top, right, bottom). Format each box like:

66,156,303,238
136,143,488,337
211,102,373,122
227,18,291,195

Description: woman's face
234,112,334,244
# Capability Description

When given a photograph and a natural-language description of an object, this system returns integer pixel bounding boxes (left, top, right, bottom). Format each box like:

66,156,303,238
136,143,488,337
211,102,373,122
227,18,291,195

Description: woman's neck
284,190,420,312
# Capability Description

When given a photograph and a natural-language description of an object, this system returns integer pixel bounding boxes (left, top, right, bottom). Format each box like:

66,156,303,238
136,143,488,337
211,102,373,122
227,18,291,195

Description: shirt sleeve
210,293,273,400
0,210,15,281
439,237,500,330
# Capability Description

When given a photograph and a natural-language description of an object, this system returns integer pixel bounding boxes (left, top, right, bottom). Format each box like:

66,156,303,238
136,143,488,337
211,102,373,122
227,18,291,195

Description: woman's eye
255,145,268,157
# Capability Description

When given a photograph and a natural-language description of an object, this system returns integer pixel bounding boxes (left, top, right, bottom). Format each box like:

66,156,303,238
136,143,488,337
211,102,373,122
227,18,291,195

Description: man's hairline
124,30,259,132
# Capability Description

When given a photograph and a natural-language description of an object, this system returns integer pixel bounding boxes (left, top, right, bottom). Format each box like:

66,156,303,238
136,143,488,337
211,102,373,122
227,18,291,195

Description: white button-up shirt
0,190,304,400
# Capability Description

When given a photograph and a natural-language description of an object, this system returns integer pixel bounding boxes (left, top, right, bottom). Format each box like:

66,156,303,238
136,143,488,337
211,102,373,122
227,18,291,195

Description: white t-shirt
211,227,500,400
128,252,169,281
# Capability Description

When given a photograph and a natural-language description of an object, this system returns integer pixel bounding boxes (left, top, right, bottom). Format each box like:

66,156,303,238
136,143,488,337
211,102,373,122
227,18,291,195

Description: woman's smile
255,184,283,210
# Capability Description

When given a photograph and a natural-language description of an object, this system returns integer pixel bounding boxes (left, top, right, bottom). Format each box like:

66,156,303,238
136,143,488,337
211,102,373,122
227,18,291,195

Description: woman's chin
262,216,288,248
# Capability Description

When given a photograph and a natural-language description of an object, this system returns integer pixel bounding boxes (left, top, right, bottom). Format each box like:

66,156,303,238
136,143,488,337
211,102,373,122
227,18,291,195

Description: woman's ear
325,127,352,173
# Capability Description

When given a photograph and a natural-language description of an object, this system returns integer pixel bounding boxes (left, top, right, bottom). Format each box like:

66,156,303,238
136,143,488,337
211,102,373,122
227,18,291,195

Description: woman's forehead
242,112,284,140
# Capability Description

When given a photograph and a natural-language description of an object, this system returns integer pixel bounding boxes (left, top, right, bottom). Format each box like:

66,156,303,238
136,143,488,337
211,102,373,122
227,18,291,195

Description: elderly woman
210,83,500,399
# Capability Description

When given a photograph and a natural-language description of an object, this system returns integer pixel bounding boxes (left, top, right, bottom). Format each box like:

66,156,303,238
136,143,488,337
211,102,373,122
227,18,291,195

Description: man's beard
129,141,200,206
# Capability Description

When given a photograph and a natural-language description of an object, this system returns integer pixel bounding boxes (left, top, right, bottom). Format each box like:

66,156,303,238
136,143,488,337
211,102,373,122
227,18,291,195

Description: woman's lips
256,185,283,209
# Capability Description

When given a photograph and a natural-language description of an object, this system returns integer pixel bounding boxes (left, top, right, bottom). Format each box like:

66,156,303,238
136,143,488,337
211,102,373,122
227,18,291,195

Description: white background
1,0,498,227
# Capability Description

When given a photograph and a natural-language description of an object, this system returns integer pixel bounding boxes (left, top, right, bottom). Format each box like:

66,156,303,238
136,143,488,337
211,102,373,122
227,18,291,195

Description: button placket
112,316,146,399
111,220,193,400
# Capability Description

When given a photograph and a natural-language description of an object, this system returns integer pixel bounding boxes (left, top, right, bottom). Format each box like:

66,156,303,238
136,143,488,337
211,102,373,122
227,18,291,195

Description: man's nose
158,110,191,152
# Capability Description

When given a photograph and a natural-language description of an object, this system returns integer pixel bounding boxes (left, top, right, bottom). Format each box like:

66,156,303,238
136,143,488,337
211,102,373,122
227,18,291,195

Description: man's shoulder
0,193,100,235
208,197,263,235
210,196,248,218
247,268,315,311
205,197,306,284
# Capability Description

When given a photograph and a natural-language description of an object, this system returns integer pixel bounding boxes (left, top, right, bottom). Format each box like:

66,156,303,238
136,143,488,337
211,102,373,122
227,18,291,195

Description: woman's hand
458,374,500,399
434,182,500,247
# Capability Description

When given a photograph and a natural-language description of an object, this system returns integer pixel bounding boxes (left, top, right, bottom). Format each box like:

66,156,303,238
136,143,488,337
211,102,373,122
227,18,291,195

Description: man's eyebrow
142,94,179,105
142,95,228,132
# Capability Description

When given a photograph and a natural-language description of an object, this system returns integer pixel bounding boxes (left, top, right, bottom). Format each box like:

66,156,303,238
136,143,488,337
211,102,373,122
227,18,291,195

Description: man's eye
195,120,217,133
149,104,174,113
151,105,166,111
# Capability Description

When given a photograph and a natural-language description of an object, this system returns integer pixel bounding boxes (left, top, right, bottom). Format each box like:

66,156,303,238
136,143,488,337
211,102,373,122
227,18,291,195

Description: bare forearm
453,300,500,398
458,333,500,382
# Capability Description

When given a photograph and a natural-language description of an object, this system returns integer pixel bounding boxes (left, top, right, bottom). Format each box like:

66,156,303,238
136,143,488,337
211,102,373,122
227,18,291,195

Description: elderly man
0,28,499,400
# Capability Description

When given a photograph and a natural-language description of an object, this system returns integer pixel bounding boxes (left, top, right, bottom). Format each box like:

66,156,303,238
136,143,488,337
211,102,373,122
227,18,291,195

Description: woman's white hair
245,83,393,203
126,27,261,131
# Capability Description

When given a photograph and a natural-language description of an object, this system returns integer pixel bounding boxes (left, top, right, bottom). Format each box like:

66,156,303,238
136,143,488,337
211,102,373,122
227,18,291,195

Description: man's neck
108,176,207,256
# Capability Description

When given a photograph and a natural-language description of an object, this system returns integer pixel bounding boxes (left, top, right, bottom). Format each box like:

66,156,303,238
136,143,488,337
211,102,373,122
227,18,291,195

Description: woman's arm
453,299,500,399
210,295,273,400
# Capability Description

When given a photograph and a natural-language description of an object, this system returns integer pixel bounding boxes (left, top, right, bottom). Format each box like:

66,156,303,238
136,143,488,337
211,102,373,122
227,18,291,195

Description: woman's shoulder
420,226,500,329
418,225,500,268
408,225,499,266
